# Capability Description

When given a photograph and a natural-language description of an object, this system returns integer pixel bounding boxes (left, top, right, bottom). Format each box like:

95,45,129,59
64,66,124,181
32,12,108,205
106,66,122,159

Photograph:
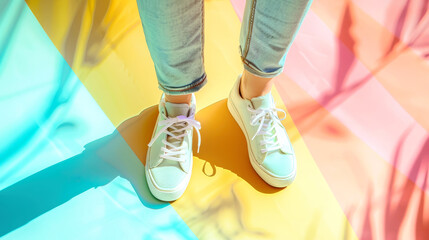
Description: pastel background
0,0,428,239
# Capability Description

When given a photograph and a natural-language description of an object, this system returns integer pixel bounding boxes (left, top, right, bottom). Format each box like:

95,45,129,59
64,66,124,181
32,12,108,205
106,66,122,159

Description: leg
136,0,206,102
165,94,192,104
228,0,312,187
136,0,205,201
239,0,312,99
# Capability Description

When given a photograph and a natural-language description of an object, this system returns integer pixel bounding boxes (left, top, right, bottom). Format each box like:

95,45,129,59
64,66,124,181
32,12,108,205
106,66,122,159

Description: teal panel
0,1,197,239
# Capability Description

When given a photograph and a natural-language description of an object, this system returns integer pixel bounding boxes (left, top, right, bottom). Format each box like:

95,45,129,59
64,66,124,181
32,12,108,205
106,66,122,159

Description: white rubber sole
145,149,193,202
227,94,296,188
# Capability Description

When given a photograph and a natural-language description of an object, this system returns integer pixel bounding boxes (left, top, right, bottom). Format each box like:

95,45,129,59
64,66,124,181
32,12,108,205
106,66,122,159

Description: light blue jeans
136,0,312,95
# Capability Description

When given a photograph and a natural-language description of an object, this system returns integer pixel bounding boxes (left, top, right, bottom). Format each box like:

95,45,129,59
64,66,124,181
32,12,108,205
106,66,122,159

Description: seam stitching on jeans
201,0,205,66
242,0,257,63
243,59,263,73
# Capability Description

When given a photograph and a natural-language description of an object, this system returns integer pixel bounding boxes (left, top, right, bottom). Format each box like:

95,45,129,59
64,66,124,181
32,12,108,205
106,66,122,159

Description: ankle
165,93,192,104
240,70,274,100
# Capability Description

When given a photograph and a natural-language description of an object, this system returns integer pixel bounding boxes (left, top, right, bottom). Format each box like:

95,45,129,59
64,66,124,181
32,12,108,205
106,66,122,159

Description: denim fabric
240,0,313,78
137,0,206,95
137,0,312,95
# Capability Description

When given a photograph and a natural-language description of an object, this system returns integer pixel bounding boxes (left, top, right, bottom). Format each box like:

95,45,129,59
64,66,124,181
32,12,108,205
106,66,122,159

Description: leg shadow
0,99,293,236
0,106,165,237
194,99,283,194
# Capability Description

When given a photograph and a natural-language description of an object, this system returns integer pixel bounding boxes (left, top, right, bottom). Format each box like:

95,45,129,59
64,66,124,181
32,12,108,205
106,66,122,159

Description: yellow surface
27,0,358,239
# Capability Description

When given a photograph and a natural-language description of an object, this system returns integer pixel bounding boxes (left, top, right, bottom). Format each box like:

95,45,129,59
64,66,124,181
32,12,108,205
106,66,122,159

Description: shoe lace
148,115,201,162
247,106,286,153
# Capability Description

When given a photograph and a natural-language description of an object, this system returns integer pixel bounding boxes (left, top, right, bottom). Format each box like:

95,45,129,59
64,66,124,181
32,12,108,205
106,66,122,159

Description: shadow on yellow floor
0,96,353,238
118,99,283,195
193,99,282,194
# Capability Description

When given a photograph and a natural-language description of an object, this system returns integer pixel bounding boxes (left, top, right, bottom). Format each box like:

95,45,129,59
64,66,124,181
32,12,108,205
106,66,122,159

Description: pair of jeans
136,0,312,95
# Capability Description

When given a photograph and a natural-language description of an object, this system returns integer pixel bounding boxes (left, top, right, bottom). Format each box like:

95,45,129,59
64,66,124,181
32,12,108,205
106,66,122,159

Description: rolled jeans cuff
158,73,207,95
241,56,284,78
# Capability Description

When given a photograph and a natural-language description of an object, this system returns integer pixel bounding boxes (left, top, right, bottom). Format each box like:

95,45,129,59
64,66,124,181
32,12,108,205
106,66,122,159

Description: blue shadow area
0,1,196,239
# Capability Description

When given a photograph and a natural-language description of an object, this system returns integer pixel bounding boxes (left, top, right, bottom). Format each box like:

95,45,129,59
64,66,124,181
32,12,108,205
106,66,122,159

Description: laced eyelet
247,106,287,152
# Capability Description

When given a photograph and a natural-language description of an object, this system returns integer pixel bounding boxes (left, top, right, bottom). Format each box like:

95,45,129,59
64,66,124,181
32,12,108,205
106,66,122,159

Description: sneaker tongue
250,92,274,109
165,102,190,117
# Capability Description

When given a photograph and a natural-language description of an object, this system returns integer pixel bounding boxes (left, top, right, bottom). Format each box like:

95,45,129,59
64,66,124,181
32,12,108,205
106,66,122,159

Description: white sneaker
146,93,201,201
227,74,296,187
